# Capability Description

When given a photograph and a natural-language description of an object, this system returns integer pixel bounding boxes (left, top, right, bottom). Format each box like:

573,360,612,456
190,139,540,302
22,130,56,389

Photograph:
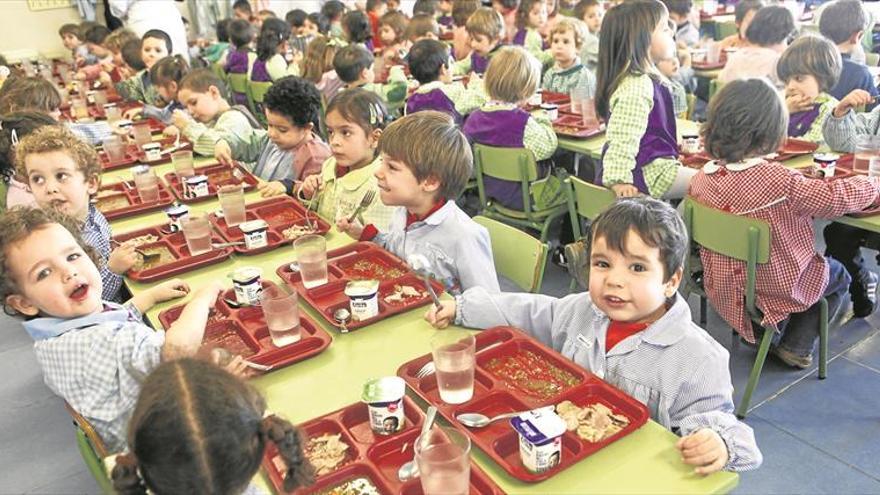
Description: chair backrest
473,143,539,214
716,21,738,40
227,72,249,95
565,176,615,240
65,402,112,494
474,215,548,292
708,79,724,102
867,52,880,67
247,80,273,125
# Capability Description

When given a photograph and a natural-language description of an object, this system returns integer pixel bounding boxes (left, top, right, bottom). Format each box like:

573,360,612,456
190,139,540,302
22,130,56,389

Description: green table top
557,119,702,159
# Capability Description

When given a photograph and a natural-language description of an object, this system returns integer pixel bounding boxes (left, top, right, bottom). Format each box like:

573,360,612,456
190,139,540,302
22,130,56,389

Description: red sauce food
206,324,256,357
339,259,406,281
262,209,300,225
484,350,579,400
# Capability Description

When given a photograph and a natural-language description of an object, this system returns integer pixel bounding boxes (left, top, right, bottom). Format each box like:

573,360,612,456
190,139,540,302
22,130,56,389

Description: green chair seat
65,402,112,494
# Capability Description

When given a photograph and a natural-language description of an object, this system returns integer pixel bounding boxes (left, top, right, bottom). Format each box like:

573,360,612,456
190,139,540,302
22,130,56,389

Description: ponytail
150,55,190,86
257,18,292,61
259,415,315,492
110,453,147,495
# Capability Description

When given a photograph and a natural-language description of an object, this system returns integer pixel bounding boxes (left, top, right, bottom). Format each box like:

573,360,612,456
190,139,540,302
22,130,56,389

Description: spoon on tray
398,406,437,481
457,406,555,428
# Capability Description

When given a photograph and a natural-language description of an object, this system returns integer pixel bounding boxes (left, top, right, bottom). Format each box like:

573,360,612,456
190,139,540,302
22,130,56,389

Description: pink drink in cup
180,214,213,256
261,283,301,347
416,426,471,495
218,184,247,226
431,330,475,404
131,165,160,202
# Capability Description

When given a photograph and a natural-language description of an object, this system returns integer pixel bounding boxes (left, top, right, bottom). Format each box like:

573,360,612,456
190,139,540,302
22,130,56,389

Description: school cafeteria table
557,118,702,160
105,153,739,495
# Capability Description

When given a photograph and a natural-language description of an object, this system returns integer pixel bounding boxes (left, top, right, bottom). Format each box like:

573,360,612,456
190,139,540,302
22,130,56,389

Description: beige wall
0,1,90,62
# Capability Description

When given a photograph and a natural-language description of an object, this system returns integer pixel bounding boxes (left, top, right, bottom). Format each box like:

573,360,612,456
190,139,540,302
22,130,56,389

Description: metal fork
346,189,376,223
297,181,319,230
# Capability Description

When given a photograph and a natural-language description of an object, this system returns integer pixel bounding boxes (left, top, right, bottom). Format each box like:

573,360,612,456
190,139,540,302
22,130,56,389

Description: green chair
708,79,724,102
682,198,828,419
65,402,112,494
474,215,549,293
867,52,880,67
247,79,273,125
565,176,616,290
227,72,250,107
472,144,571,243
715,21,737,41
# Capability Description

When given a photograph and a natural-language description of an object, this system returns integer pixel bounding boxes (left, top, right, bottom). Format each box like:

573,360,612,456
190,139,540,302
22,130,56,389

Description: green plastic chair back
474,215,549,293
247,80,273,125
65,402,112,494
867,52,880,67
227,72,249,103
565,176,615,240
716,21,738,40
0,180,8,212
708,79,724,102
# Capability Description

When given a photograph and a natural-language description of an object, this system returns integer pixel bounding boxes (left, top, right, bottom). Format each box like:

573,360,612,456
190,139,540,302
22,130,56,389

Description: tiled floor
2,240,880,493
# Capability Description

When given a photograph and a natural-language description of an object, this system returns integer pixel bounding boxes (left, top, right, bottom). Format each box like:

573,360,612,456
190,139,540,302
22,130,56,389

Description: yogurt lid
510,409,567,444
540,103,558,109
682,134,699,139
345,280,379,297
165,203,189,216
186,174,208,184
813,152,839,162
142,142,161,150
231,266,262,283
240,219,268,233
130,164,150,175
362,376,406,403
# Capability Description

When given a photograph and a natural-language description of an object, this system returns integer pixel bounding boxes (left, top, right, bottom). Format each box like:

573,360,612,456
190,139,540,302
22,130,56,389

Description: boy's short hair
322,0,346,21
286,9,308,28
573,0,599,22
59,23,81,39
0,76,61,114
466,7,505,40
413,0,439,16
661,0,692,17
484,46,539,102
342,10,372,43
143,29,173,53
777,35,841,92
333,45,374,83
263,76,322,127
104,28,139,53
550,17,589,48
590,197,688,281
408,39,450,83
179,68,228,95
121,39,146,71
819,0,866,45
216,19,231,42
233,0,253,16
258,9,276,19
452,0,481,27
0,207,99,315
734,0,763,24
308,13,330,35
228,19,254,48
379,111,472,199
702,78,786,164
380,11,409,40
83,24,111,45
745,6,794,47
15,125,101,181
406,13,440,41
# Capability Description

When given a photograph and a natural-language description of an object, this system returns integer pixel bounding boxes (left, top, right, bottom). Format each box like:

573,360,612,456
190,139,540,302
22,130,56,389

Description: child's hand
676,428,729,475
222,354,251,378
611,183,640,198
834,89,874,118
108,242,139,274
214,140,234,166
336,217,364,239
98,71,113,87
74,70,87,80
124,107,143,121
785,92,814,114
258,180,287,197
425,300,456,328
148,278,191,305
162,125,180,137
172,109,192,130
300,174,323,199
192,281,225,304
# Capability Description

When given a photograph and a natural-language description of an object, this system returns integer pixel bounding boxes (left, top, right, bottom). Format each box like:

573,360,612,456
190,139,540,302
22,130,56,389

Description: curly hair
263,76,322,127
15,125,101,183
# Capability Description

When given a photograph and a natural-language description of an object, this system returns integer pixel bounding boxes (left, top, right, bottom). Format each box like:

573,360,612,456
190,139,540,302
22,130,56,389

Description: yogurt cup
164,203,190,231
231,267,262,306
240,219,269,250
86,90,97,104
691,48,708,63
540,103,559,120
345,280,380,321
142,142,162,161
681,134,701,154
511,408,567,474
813,152,839,178
116,118,133,132
185,174,209,198
528,89,543,106
361,377,406,435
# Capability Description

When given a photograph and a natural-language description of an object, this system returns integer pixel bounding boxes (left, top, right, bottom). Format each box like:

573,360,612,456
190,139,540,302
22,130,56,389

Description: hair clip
10,129,18,147
369,103,378,126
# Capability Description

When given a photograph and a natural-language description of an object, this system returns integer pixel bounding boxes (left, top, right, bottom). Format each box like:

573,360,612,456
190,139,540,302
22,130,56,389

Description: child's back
820,0,880,106
406,39,487,124
718,6,794,86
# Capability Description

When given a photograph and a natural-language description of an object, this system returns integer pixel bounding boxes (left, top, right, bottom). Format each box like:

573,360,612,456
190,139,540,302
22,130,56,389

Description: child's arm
375,66,408,110
788,171,880,219
128,278,191,314
454,225,501,293
524,111,558,161
823,89,880,152
267,54,289,81
161,282,224,360
216,130,270,166
182,110,254,156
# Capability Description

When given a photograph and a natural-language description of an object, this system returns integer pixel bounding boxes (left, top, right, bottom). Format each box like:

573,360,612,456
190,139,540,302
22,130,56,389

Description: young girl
298,89,396,230
513,0,548,59
451,0,481,61
299,36,344,103
252,17,292,83
0,112,56,209
777,35,841,144
595,0,694,199
718,5,794,86
111,358,313,494
574,0,603,69
377,10,409,69
115,29,171,106
462,46,557,209
124,55,190,126
225,19,256,105
718,0,763,51
322,0,347,40
343,10,375,52
543,18,595,95
689,78,880,368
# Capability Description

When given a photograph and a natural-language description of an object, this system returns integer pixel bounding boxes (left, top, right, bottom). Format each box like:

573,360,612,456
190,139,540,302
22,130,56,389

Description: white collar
702,157,767,174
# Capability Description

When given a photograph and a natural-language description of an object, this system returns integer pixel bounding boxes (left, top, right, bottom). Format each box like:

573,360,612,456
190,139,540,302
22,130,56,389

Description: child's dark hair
408,39,450,83
574,0,599,22
143,29,173,53
595,0,667,119
233,0,253,16
777,35,841,93
308,13,330,35
734,0,763,25
744,6,794,47
322,0,346,22
110,359,314,495
413,0,439,16
58,23,81,39
380,11,409,43
121,39,146,71
495,0,520,11
264,76,322,127
150,55,190,87
84,24,111,45
257,17,291,60
0,112,56,183
286,8,308,28
406,13,440,41
216,18,231,42
367,0,387,12
0,76,61,114
702,78,786,164
333,45,374,83
342,10,372,44
819,0,866,45
591,197,687,281
229,19,254,49
661,0,692,17
516,0,543,29
452,0,481,26
179,68,228,95
326,88,390,134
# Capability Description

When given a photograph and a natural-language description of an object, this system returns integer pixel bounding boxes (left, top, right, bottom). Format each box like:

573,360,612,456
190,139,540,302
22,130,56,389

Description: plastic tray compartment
113,224,233,283
94,180,174,220
773,138,819,162
98,147,140,171
211,197,331,255
164,162,259,203
542,91,570,105
553,114,605,139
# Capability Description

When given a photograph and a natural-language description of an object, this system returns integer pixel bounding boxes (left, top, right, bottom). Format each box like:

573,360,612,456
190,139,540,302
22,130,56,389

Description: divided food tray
277,242,446,332
113,223,234,282
210,196,331,255
260,396,504,494
680,138,818,164
164,162,259,203
542,91,570,105
158,286,332,373
99,147,141,171
692,60,726,70
553,114,605,139
397,327,649,483
134,135,194,165
94,180,174,220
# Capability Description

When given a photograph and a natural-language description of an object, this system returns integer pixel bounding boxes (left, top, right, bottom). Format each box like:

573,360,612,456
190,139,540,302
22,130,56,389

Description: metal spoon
210,347,274,372
333,307,351,333
223,297,259,309
456,406,555,428
398,406,437,481
406,253,442,309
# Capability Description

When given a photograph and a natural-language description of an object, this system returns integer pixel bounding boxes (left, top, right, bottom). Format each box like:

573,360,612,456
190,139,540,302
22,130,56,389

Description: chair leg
819,298,828,380
699,296,707,326
736,327,774,419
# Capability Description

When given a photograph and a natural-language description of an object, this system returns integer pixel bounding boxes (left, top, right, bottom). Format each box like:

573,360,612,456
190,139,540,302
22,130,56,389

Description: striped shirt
81,205,123,302
823,106,880,153
454,289,763,472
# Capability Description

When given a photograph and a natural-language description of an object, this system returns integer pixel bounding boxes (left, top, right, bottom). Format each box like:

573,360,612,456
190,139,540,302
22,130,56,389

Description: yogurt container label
240,219,269,250
511,409,567,474
362,377,406,435
345,280,379,321
681,134,700,155
142,142,162,161
232,267,262,305
185,175,209,198
813,152,839,178
540,103,559,121
164,204,190,231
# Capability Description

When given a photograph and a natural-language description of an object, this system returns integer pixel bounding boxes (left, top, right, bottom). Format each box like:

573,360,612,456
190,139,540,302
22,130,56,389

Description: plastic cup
707,41,722,64
218,184,247,227
103,136,126,163
171,150,195,178
294,234,328,288
415,426,471,495
854,135,880,174
431,330,475,405
132,166,160,203
131,123,152,149
261,283,301,347
581,98,599,128
180,213,213,256
71,98,89,121
105,106,122,123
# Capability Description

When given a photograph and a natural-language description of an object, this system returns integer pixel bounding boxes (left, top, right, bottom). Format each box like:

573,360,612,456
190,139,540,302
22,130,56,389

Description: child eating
406,39,487,124
453,7,506,76
777,35,841,144
333,45,407,114
116,29,172,106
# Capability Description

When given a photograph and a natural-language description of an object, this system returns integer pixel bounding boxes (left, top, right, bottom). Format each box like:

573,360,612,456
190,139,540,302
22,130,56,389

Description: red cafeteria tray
94,180,174,221
133,135,194,165
210,196,331,255
164,162,259,203
113,223,234,283
692,60,726,71
261,396,504,495
680,138,819,164
98,146,141,171
553,114,604,139
397,327,649,483
542,91,570,105
277,242,446,332
157,285,332,373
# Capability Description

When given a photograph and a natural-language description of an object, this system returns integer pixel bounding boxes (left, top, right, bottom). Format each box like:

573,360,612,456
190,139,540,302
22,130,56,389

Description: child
0,112,56,209
118,39,147,80
215,76,330,196
0,207,222,452
493,0,519,45
777,35,841,144
513,0,548,59
718,6,794,87
59,24,91,66
377,11,409,66
690,78,880,367
820,0,880,107
342,10,375,52
96,28,140,85
116,30,171,106
252,17,292,82
307,12,330,37
661,0,698,47
657,50,689,117
453,7,506,76
225,19,256,105
141,55,190,126
322,0,348,40
414,0,439,17
366,0,388,49
110,358,313,494
543,18,596,96
233,0,253,22
172,69,261,157
462,46,556,209
406,39,487,124
333,45,407,113
405,13,441,43
298,89,395,229
573,0,602,70
338,111,500,294
287,9,314,55
425,197,763,473
451,0,481,61
300,36,344,103
595,0,695,199
437,0,455,29
83,24,112,62
202,19,231,64
718,0,763,51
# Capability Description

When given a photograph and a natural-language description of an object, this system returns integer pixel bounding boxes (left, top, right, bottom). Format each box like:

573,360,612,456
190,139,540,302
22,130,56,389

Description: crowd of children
6,0,880,489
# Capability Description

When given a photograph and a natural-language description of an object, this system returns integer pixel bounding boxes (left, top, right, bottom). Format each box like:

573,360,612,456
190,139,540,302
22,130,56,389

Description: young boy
426,197,762,473
74,25,118,81
15,126,136,302
214,76,330,196
333,45,407,113
202,19,231,64
406,39,486,124
116,30,170,106
819,0,880,108
451,0,481,61
225,19,256,105
59,24,92,67
542,18,596,95
718,6,794,87
405,13,441,43
661,0,698,47
233,0,254,22
777,35,841,144
366,0,388,49
286,9,313,56
338,111,499,294
573,0,602,70
0,207,222,453
172,69,261,157
453,7,506,76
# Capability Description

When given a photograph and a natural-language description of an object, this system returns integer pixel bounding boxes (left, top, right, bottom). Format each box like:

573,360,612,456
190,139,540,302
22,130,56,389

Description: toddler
224,19,256,105
453,7,506,76
513,0,548,59
333,45,407,113
366,0,389,49
116,30,171,106
307,12,330,37
252,18,292,83
59,24,92,67
656,50,689,117
543,18,596,96
718,6,794,86
342,10,375,51
141,55,190,126
376,11,409,73
322,0,348,40
573,0,603,70
777,35,841,144
820,0,880,107
406,39,487,124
